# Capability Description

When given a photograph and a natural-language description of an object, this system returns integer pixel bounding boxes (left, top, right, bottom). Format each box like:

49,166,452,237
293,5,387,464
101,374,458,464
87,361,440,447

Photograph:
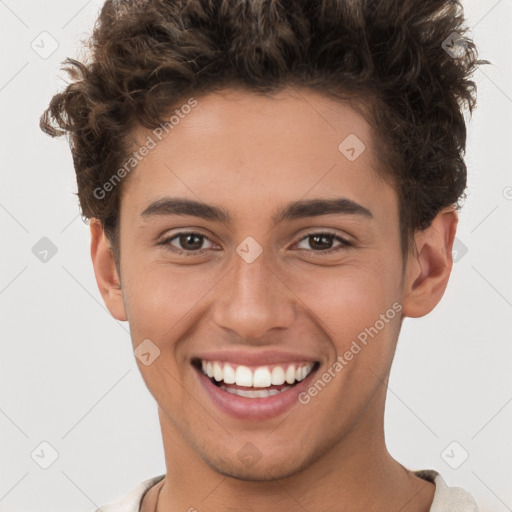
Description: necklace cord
154,478,164,512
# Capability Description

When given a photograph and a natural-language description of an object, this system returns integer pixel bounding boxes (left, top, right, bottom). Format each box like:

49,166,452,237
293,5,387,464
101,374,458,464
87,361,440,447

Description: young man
41,0,484,510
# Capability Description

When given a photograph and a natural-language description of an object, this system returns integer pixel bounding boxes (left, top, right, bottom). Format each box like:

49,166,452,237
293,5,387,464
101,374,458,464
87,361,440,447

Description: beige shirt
93,469,479,512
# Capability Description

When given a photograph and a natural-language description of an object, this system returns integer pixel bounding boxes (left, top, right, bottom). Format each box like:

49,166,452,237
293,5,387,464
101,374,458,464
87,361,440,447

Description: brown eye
159,231,215,255
176,233,205,251
295,232,351,253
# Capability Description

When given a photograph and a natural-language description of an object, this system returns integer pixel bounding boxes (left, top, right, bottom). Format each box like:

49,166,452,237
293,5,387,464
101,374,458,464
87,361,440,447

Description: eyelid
157,227,214,243
298,227,351,239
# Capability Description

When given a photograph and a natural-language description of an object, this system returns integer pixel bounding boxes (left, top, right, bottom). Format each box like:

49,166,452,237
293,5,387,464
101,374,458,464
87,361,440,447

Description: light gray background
1,1,511,511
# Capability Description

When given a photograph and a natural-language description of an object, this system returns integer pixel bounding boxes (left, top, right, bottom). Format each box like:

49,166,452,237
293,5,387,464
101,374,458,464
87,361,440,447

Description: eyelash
158,230,352,257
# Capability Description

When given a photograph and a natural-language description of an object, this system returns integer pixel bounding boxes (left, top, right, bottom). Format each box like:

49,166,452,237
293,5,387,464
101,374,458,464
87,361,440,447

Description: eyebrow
140,197,373,224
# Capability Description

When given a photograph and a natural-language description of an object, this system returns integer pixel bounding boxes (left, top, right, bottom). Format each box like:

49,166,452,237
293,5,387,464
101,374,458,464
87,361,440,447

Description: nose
211,248,296,342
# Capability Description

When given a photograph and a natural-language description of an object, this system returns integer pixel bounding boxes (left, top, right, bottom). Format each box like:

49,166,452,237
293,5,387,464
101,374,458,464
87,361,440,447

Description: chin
201,448,314,482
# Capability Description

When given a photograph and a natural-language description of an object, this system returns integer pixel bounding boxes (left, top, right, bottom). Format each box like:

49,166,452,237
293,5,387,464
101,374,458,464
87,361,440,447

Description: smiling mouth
192,358,320,398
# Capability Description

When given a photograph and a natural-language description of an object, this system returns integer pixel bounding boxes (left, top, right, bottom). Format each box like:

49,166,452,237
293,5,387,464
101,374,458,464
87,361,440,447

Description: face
98,87,419,480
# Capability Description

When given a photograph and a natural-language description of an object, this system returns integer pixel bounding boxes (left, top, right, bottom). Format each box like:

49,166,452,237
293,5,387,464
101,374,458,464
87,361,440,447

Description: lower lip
194,365,318,421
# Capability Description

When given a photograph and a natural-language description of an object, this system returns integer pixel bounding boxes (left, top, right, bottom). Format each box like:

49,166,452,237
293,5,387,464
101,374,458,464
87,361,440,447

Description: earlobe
401,207,458,318
90,220,127,321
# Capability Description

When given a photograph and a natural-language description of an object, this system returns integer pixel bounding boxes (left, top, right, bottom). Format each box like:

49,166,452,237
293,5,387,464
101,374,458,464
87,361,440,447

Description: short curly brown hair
40,0,485,262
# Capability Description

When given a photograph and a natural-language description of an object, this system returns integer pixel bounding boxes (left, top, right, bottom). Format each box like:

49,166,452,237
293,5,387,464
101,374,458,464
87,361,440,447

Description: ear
401,207,458,318
90,219,127,321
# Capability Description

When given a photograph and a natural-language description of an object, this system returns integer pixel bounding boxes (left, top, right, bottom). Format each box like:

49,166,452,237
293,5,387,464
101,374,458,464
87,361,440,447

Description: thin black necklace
154,479,164,512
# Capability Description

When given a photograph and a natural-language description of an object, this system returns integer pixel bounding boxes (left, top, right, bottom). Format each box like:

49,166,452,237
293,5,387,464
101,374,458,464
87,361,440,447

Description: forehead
123,86,395,222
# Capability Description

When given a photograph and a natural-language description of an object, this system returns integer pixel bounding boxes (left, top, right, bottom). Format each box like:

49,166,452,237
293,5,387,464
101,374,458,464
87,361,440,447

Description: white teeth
235,365,253,387
223,363,236,384
253,367,272,387
220,384,292,398
199,360,315,388
271,366,286,385
213,362,223,382
296,363,314,382
285,365,296,384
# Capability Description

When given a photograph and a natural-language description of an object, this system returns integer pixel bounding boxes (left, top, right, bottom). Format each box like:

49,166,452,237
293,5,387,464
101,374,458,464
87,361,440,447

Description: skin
90,86,457,511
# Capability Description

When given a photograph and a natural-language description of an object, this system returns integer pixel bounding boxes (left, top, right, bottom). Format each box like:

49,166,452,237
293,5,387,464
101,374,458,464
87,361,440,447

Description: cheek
121,261,220,340
287,261,401,343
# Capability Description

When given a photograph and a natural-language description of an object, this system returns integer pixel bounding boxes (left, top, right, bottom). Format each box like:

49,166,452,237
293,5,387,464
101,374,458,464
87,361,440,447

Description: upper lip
192,349,319,367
